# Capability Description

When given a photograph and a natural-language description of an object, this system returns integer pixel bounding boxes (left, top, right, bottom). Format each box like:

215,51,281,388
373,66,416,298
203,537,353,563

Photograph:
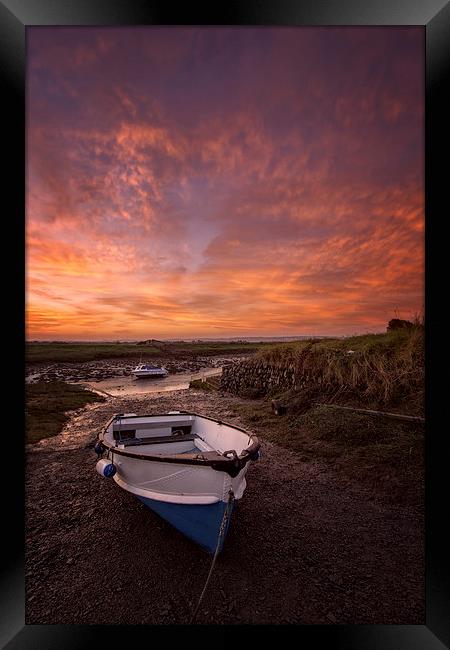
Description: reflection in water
78,367,222,397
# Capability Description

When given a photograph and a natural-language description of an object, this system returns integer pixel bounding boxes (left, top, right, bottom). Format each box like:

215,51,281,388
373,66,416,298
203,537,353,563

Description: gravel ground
26,390,424,625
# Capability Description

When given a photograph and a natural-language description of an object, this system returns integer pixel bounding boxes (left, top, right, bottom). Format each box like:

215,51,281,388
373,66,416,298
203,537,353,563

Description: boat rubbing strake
94,411,260,553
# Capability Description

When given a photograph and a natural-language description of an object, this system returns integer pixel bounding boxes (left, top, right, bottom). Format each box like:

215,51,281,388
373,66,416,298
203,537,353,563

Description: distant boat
94,411,260,553
131,363,168,378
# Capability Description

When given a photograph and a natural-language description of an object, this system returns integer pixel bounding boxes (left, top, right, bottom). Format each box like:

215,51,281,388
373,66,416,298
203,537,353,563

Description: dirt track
26,389,424,624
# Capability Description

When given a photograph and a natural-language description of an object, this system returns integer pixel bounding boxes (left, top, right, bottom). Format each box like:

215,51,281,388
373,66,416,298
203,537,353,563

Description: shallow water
76,367,222,397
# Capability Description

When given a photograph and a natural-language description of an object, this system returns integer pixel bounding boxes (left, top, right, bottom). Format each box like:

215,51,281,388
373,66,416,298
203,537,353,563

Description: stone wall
220,359,316,396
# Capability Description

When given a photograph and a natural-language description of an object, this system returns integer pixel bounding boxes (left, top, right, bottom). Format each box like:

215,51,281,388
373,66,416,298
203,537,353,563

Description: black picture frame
3,0,448,647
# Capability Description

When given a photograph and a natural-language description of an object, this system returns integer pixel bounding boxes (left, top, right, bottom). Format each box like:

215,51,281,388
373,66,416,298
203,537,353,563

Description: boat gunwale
97,411,260,477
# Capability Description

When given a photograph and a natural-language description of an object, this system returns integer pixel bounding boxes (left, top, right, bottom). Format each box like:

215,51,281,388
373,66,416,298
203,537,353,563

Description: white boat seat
113,420,194,432
193,437,214,452
112,422,193,440
120,433,198,447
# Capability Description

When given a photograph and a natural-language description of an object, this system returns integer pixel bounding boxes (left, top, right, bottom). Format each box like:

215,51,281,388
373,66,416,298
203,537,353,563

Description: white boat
131,363,168,378
94,411,260,553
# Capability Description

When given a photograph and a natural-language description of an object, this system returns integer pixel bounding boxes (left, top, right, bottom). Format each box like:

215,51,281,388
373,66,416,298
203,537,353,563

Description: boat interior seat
120,433,198,447
193,436,214,452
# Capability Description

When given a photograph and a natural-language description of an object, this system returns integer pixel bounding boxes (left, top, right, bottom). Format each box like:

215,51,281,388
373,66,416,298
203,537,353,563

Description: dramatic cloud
26,27,424,339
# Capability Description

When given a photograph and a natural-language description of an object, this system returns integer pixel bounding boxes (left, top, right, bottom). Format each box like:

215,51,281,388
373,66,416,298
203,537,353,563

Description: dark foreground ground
26,390,424,625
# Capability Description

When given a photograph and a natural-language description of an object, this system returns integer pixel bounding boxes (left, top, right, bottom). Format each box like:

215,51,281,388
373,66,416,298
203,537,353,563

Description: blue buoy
94,440,105,456
104,463,116,477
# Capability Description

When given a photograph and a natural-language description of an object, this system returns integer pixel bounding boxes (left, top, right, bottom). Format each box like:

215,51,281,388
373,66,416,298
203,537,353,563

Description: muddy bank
26,389,424,624
26,354,249,384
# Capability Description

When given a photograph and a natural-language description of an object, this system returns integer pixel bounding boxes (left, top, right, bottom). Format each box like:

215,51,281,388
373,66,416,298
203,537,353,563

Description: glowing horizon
27,27,424,340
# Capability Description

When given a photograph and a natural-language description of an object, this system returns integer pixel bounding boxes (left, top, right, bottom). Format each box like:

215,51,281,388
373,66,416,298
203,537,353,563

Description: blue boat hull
137,496,234,554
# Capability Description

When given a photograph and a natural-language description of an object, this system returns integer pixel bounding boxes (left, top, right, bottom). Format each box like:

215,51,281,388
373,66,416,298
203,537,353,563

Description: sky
26,27,424,340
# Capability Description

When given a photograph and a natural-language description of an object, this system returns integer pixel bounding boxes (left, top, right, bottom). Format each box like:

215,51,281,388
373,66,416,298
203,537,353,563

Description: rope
189,489,235,624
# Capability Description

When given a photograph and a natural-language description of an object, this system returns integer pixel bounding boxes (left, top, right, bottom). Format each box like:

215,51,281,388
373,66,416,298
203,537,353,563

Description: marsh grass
26,341,268,364
189,379,215,391
26,381,105,444
26,343,162,364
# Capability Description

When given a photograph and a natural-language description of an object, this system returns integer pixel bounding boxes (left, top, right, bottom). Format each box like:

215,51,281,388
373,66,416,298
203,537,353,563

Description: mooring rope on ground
314,402,425,423
189,489,235,624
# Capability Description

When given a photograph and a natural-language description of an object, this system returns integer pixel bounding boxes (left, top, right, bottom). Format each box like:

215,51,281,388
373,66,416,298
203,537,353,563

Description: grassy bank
251,328,424,415
26,381,105,444
26,340,267,364
221,328,424,504
232,399,424,505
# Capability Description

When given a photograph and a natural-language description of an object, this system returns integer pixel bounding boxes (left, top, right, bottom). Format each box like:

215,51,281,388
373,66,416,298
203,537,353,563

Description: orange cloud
26,27,424,339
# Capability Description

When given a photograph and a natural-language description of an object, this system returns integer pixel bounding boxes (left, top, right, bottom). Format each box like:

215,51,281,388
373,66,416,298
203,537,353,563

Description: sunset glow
27,27,424,340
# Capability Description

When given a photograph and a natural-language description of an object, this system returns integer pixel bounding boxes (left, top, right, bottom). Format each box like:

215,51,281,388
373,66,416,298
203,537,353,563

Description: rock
271,399,287,415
